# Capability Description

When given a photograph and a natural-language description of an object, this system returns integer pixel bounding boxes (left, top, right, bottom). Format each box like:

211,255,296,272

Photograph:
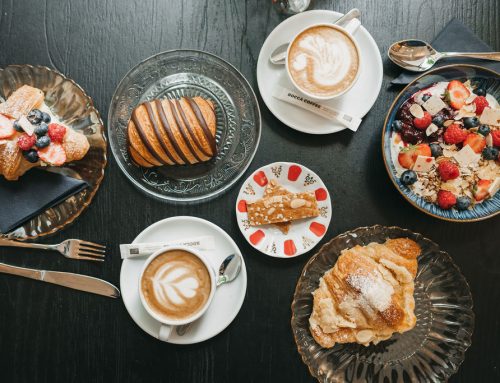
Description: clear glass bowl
107,50,261,203
291,225,474,382
0,65,107,240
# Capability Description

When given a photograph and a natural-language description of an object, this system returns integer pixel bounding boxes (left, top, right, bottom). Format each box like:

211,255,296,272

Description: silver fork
0,238,106,262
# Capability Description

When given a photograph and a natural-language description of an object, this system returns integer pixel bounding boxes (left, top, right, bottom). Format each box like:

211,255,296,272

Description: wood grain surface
0,0,499,382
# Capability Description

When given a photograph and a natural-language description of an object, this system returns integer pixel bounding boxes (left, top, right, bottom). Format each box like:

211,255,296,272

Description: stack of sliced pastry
127,96,217,167
0,85,90,181
309,238,421,348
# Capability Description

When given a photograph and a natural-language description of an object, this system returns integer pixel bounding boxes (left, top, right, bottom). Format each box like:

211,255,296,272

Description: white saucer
256,10,383,134
120,216,247,344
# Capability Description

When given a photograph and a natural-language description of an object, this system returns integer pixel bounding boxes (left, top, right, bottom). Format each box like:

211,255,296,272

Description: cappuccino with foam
287,25,360,99
140,249,212,322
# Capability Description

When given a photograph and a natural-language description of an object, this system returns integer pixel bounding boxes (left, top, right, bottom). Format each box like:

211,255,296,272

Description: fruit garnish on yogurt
390,80,500,210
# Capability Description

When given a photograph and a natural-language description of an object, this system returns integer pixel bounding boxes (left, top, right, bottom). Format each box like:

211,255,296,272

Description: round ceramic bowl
108,50,261,203
382,64,500,222
0,65,106,240
291,225,474,383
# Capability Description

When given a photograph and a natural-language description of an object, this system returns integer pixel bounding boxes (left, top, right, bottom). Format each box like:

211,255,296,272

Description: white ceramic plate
256,10,383,134
120,216,247,344
236,162,332,258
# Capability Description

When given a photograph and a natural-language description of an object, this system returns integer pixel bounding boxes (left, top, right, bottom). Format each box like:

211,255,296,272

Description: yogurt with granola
390,79,500,211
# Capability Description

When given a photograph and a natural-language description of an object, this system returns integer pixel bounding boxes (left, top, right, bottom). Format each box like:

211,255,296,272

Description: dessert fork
0,238,105,262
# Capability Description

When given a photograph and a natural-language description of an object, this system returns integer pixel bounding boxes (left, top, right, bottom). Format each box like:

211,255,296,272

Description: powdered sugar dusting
346,273,394,312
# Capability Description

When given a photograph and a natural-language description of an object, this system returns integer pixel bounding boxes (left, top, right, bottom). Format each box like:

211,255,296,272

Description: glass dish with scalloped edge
0,65,106,240
291,225,474,383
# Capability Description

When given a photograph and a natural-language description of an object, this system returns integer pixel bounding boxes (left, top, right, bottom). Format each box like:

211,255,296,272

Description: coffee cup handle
342,18,361,35
158,324,173,341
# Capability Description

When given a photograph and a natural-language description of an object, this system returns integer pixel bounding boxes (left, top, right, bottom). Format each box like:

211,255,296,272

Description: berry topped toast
0,85,89,180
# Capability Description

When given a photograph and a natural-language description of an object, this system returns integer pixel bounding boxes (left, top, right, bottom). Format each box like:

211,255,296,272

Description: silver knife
0,262,120,298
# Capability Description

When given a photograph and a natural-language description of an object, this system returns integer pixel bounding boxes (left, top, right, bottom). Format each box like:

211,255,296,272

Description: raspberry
47,123,67,143
438,161,460,181
443,124,467,144
413,111,432,130
17,133,36,151
437,190,456,209
491,130,500,147
473,96,489,115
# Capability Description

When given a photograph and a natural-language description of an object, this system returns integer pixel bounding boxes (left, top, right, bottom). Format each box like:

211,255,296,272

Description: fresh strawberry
47,123,67,143
463,133,486,153
413,111,432,130
474,179,492,201
438,161,460,181
443,124,467,144
473,96,489,115
0,114,15,139
437,190,456,209
17,133,36,151
38,143,66,166
447,80,470,110
491,130,500,147
397,144,431,169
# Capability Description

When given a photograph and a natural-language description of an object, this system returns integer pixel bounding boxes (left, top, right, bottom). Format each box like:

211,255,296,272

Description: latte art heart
288,26,359,98
141,250,212,321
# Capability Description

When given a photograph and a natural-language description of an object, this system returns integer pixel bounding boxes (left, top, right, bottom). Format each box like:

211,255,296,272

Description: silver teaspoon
269,8,361,65
176,254,242,336
388,39,500,72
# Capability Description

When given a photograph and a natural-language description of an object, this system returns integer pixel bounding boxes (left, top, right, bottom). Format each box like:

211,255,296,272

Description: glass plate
107,50,261,203
0,65,106,240
291,225,474,383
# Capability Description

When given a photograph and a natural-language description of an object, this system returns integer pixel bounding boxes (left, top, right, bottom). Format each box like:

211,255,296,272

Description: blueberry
35,135,51,148
400,170,418,186
478,125,490,136
27,109,43,124
13,120,23,132
456,196,471,211
475,88,486,96
34,123,49,137
430,143,443,157
432,115,445,127
41,112,51,123
392,120,403,132
23,149,39,163
483,146,499,160
463,117,479,128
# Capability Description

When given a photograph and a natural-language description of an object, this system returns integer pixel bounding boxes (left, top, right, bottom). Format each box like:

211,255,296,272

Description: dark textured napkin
0,169,88,233
392,18,500,85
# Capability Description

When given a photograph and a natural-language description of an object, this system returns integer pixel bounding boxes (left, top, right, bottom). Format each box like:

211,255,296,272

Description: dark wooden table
0,0,498,382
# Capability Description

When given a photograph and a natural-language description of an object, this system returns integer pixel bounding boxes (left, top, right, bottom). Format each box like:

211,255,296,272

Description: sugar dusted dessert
390,80,500,210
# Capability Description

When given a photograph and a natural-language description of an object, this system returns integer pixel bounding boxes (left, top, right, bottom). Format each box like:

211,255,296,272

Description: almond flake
465,93,477,104
426,123,438,136
409,103,424,119
443,119,455,127
486,134,493,147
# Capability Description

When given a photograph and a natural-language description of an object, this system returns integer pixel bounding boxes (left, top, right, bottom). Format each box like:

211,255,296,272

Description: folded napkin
392,18,500,85
0,169,88,233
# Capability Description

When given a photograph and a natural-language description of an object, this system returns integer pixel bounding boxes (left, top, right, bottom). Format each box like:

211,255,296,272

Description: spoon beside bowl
388,39,500,72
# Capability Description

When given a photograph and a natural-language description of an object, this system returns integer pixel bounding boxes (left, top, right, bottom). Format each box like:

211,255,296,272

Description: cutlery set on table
0,3,498,382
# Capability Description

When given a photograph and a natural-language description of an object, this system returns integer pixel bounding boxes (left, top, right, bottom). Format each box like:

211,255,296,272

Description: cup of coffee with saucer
285,18,362,100
139,246,216,341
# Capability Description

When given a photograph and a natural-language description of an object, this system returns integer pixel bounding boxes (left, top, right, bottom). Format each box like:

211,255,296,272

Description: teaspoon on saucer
388,39,500,72
269,8,361,65
175,253,242,336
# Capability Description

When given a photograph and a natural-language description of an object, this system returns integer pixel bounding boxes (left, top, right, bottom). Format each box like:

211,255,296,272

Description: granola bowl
382,65,500,222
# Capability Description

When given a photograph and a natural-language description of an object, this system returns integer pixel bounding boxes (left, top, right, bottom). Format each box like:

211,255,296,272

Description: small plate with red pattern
236,162,332,258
